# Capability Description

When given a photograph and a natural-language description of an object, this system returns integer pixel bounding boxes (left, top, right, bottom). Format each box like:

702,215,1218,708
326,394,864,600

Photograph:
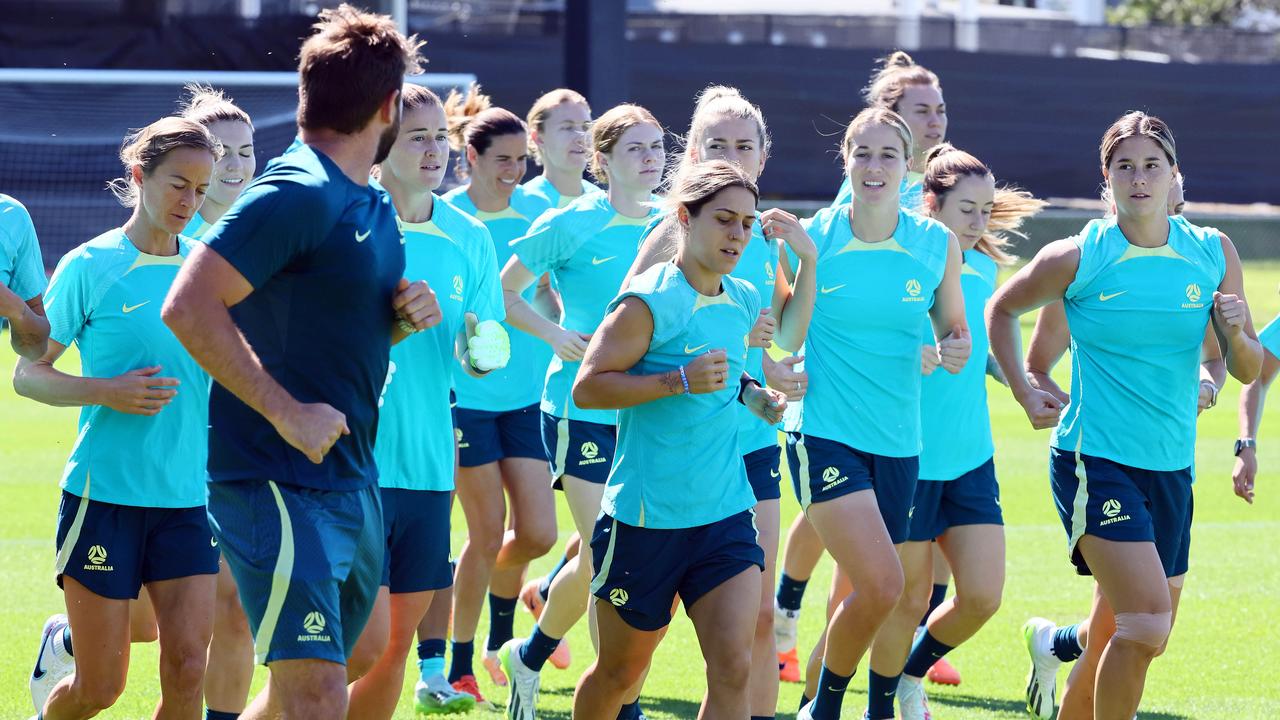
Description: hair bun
884,50,916,68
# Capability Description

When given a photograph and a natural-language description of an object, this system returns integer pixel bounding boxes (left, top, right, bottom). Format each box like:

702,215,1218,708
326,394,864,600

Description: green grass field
3,264,1280,719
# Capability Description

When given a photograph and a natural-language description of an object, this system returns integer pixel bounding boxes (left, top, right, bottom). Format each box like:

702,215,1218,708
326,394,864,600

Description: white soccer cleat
774,602,800,654
469,320,510,371
499,638,541,720
1023,617,1062,719
796,701,815,720
31,613,74,714
414,673,476,715
897,675,933,720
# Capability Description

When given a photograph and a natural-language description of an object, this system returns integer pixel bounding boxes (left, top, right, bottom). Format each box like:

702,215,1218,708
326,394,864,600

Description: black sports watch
1234,438,1257,456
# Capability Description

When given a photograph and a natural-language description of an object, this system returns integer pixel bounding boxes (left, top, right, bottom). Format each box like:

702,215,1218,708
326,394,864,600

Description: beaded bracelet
678,365,690,394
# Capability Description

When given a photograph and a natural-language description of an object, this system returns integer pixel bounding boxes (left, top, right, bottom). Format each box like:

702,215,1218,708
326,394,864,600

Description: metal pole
564,0,628,108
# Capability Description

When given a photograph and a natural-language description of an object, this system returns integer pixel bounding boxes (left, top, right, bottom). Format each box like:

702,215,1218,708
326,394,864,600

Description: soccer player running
572,159,788,719
344,82,510,719
17,117,223,720
161,7,439,720
827,51,946,211
497,102,666,720
1019,173,1229,719
889,144,1046,719
792,107,970,720
440,87,558,701
617,85,816,720
1,192,49,360
988,111,1261,720
522,89,601,213
178,85,256,241
1233,300,1280,505
778,50,957,687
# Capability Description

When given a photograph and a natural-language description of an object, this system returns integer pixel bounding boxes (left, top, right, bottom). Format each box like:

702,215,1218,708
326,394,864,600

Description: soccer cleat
31,614,74,714
778,646,801,683
774,603,800,653
450,674,490,708
1023,617,1062,719
925,656,961,686
483,642,510,687
796,701,815,720
519,579,546,620
415,674,476,715
897,676,933,720
499,638,540,720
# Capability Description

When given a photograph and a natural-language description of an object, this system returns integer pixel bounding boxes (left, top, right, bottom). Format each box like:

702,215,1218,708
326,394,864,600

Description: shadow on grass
527,686,1192,720
927,691,1194,720
534,685,704,720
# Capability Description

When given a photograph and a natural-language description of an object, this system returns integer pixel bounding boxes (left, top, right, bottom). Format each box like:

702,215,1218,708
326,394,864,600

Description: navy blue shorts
207,479,384,665
786,432,919,545
542,413,616,486
908,458,1003,542
589,510,764,631
1049,448,1193,578
745,444,783,502
380,488,453,594
454,403,547,467
54,492,219,599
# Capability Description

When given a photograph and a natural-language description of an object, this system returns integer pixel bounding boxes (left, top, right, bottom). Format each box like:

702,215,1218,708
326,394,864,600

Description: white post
238,0,259,20
956,0,979,51
391,0,408,34
898,0,923,50
1072,0,1105,25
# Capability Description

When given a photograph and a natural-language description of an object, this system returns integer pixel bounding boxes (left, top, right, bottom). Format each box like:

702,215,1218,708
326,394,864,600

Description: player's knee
862,566,905,617
707,647,752,691
956,587,1002,622
158,646,209,693
516,524,557,559
280,672,348,720
74,670,127,711
1113,611,1171,652
347,637,387,681
594,655,649,692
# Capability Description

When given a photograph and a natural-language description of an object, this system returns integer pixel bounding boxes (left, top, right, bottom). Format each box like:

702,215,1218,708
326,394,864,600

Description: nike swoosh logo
591,256,616,265
684,343,709,354
355,229,371,243
32,627,52,680
1098,291,1126,302
210,536,219,548
122,300,150,314
820,284,846,294
770,469,780,478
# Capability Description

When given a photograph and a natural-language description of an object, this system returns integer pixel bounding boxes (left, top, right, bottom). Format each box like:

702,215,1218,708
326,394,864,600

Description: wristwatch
1234,438,1257,456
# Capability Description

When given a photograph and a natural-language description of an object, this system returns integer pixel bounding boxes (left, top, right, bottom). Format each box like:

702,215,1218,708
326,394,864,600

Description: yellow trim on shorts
588,517,619,596
54,472,92,576
254,481,296,664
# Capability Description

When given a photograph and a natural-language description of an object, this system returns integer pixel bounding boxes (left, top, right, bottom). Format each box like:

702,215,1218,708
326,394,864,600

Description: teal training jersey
522,175,601,215
1,194,47,301
512,192,655,425
44,230,210,508
734,223,781,455
181,211,215,241
603,262,761,529
919,249,997,480
1053,217,1226,471
784,205,950,457
375,196,504,491
443,186,552,411
831,173,924,212
1259,313,1280,361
